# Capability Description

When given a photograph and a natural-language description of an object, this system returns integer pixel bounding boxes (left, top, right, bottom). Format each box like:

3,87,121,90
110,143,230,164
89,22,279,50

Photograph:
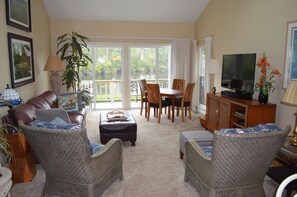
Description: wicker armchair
184,126,291,197
19,121,123,197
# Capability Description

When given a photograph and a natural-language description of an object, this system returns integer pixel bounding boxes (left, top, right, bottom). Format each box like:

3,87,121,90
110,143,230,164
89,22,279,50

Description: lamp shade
0,84,22,106
206,59,220,74
44,56,65,72
281,79,297,106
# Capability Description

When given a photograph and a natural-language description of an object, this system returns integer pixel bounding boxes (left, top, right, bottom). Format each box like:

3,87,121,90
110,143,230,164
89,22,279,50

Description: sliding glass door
81,42,171,109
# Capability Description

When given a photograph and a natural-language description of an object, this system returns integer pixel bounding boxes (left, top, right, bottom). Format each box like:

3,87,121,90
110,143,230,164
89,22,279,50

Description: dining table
159,88,183,122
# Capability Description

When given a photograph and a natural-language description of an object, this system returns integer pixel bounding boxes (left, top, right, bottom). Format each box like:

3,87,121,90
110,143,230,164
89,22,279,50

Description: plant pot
258,92,269,104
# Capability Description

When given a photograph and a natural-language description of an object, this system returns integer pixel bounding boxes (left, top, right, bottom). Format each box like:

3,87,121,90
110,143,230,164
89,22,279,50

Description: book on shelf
235,111,245,117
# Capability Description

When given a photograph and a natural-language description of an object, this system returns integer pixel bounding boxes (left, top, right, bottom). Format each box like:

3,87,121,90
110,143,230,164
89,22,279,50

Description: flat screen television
221,53,256,99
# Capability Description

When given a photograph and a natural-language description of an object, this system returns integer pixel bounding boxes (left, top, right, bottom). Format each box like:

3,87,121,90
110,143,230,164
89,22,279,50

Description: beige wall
195,0,297,129
49,19,195,54
0,0,51,115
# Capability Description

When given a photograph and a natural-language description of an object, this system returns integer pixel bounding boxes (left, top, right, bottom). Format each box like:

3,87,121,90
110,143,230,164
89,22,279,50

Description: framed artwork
8,33,35,88
283,20,297,89
5,0,31,32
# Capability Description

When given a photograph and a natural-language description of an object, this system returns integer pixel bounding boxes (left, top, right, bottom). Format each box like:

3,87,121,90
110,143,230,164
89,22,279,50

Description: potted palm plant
56,32,93,91
0,123,12,167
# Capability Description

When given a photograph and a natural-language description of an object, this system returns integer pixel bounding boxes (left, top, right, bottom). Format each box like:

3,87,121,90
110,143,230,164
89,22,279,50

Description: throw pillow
58,93,80,112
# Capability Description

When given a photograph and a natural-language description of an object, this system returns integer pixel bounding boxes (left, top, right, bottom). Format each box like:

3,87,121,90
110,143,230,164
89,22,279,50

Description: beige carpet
11,109,279,197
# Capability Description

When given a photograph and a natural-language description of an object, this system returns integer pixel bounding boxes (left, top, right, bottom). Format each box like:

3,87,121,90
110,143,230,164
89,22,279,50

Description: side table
0,167,12,197
267,138,297,197
6,132,36,183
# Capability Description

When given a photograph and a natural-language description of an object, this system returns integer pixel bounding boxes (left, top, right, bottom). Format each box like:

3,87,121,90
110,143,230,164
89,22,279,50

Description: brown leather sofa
2,91,86,128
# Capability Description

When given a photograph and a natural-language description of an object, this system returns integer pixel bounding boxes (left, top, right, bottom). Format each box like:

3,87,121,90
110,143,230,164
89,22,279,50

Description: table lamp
44,56,65,95
0,84,22,107
206,59,220,94
281,79,297,146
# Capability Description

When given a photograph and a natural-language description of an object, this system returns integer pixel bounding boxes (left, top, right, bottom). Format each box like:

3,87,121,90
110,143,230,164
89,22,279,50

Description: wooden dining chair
166,78,185,114
146,84,171,123
172,79,185,91
175,83,195,122
138,79,148,117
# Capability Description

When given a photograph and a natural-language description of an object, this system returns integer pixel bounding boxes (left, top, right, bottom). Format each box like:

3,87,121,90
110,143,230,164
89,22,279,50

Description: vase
258,92,268,104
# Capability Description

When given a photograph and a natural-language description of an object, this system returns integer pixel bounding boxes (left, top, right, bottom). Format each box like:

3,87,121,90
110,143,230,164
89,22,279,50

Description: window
197,46,206,112
80,42,171,109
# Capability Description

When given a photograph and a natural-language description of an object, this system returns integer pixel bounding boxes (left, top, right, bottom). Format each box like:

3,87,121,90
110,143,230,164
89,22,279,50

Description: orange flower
254,53,281,96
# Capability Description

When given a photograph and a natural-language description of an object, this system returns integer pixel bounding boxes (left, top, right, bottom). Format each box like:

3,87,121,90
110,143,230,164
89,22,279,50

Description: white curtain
171,39,198,111
205,36,213,95
171,39,191,83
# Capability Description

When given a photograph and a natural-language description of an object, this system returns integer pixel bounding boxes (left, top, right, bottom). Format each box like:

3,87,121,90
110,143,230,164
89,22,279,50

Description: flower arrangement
254,53,281,96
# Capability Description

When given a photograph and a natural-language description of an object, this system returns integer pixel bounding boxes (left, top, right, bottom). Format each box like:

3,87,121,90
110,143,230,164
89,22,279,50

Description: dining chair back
138,79,147,117
146,84,171,123
172,79,186,91
176,83,195,122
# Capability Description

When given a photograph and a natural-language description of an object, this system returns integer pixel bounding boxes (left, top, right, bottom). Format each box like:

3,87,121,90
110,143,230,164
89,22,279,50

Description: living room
0,0,297,196
0,0,296,129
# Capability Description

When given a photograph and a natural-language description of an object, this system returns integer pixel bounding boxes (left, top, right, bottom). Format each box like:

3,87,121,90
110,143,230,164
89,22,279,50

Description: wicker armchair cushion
200,146,213,157
90,143,105,154
29,119,81,129
220,123,280,134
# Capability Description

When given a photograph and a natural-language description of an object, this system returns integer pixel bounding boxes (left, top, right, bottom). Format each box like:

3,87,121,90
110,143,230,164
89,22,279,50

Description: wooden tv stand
205,93,276,131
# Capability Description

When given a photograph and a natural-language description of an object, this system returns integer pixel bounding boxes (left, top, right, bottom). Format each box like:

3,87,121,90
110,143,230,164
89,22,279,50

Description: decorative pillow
219,123,281,134
29,119,81,129
201,146,213,157
90,143,105,154
58,93,80,112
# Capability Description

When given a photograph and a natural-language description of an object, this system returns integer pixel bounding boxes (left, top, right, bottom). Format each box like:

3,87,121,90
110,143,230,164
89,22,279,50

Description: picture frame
283,20,297,89
5,0,31,32
8,33,35,88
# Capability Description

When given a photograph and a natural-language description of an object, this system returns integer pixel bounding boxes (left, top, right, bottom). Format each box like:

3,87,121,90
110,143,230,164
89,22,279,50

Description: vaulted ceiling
42,0,209,23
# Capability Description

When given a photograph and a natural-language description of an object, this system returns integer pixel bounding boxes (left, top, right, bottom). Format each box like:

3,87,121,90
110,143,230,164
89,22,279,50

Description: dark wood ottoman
99,112,137,146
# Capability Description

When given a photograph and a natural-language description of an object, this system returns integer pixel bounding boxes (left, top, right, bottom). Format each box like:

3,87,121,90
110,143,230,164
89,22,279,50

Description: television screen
221,53,256,94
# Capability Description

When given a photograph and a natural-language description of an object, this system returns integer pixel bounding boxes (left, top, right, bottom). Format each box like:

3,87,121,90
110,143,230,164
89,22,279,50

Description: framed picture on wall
5,0,31,32
8,33,35,88
283,20,297,89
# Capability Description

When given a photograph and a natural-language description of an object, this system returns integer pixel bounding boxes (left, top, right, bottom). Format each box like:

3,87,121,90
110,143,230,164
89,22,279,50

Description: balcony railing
81,79,169,103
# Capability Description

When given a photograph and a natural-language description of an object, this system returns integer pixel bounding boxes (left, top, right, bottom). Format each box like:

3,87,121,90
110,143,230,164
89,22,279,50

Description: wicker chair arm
185,140,212,184
89,138,123,177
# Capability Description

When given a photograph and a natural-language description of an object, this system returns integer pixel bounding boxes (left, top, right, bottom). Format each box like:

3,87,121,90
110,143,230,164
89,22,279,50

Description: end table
267,138,297,197
6,132,36,183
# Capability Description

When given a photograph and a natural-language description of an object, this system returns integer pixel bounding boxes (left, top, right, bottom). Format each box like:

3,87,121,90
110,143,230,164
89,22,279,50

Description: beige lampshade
281,79,297,106
206,59,220,74
44,56,65,72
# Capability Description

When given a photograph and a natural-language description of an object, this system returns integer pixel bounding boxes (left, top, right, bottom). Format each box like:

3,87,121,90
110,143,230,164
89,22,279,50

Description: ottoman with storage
99,112,137,146
179,130,214,159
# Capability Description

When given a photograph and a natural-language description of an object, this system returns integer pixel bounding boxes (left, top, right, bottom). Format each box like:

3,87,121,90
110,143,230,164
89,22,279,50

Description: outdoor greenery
79,46,171,103
81,47,170,81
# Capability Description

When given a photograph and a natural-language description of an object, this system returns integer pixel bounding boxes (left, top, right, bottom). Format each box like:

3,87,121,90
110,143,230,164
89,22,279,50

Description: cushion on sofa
26,97,51,109
58,93,80,112
219,123,280,134
39,91,58,108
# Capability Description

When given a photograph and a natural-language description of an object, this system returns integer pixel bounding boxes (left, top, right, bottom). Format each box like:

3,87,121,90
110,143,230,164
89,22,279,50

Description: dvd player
221,91,252,99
